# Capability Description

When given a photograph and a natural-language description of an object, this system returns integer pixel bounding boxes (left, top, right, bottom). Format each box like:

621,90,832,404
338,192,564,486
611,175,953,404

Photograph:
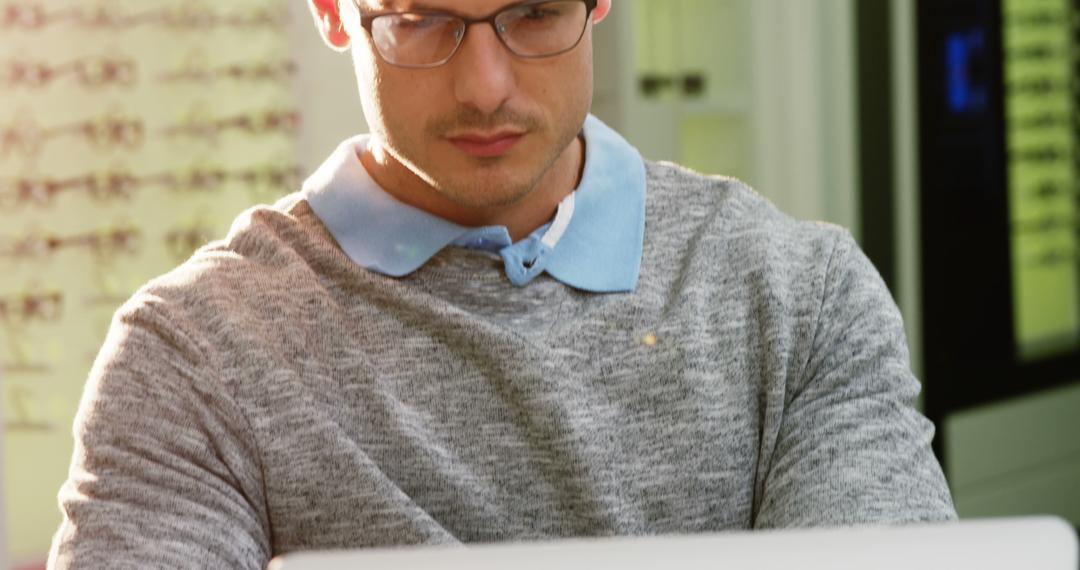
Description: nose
451,23,516,115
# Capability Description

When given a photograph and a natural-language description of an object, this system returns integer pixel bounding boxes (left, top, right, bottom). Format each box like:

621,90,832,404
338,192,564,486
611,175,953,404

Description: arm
754,232,956,528
49,300,271,569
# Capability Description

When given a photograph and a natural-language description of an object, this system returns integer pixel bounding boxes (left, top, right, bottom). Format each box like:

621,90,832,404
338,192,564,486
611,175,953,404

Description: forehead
360,0,525,13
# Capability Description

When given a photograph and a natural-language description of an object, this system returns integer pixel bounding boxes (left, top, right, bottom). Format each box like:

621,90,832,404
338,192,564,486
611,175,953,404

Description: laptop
270,517,1078,570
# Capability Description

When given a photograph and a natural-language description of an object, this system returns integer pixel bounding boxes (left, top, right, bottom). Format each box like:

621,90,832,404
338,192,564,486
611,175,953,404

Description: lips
447,131,525,158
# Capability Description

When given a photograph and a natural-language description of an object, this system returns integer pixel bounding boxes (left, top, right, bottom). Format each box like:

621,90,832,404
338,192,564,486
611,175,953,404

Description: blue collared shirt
302,115,646,293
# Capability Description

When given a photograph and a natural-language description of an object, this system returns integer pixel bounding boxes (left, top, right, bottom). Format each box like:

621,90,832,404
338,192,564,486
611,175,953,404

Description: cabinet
592,0,859,233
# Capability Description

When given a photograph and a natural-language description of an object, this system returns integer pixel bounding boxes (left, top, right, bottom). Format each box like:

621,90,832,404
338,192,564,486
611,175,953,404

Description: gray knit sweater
49,161,956,569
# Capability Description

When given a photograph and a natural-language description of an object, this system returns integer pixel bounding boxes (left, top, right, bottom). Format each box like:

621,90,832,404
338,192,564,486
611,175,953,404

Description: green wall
945,383,1080,525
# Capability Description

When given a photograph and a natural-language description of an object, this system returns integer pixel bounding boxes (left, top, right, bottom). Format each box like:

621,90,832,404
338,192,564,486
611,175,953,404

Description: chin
443,184,535,209
429,159,541,208
434,172,537,209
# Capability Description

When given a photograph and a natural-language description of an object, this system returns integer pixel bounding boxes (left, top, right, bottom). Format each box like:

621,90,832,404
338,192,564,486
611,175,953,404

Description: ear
308,0,352,52
592,0,611,24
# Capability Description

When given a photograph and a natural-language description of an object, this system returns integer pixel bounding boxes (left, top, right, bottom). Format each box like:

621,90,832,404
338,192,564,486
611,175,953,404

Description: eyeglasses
161,106,299,145
0,3,288,32
1,55,137,89
356,0,598,69
0,108,145,160
0,291,63,323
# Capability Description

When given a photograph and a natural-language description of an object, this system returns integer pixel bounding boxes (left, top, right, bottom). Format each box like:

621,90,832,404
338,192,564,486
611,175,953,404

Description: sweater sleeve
48,300,271,569
754,232,957,528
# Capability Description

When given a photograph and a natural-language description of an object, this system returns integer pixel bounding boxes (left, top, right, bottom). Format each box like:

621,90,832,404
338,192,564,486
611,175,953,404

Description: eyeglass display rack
0,0,302,562
916,0,1080,455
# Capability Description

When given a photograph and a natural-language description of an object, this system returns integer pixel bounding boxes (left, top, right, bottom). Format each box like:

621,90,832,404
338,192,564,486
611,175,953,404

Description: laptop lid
270,517,1078,570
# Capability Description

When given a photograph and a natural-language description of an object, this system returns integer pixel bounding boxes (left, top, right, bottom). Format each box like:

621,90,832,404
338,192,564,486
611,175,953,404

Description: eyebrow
364,0,445,11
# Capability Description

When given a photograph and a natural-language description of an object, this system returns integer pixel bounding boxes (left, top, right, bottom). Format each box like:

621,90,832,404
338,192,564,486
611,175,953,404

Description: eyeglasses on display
355,0,597,68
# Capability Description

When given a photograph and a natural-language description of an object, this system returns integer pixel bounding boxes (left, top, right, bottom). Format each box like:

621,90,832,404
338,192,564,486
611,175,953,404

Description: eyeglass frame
353,0,600,69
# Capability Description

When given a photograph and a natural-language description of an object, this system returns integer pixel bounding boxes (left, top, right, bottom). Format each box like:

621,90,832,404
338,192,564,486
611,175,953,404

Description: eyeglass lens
370,1,589,68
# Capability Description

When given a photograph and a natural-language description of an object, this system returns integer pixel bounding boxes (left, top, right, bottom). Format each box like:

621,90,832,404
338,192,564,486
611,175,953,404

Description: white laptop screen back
271,517,1078,570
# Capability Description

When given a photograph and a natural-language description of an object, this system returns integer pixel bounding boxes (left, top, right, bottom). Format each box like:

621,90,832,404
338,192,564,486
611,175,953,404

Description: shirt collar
302,114,646,293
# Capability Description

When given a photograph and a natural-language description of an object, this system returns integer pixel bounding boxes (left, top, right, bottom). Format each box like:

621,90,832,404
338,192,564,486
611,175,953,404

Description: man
49,0,956,567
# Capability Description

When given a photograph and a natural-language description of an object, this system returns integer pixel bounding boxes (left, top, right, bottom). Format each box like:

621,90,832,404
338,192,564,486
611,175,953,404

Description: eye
503,2,570,29
521,5,561,21
387,13,446,30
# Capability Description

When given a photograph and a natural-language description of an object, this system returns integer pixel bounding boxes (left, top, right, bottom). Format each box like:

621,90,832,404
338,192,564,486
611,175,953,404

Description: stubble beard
431,149,564,209
383,106,579,210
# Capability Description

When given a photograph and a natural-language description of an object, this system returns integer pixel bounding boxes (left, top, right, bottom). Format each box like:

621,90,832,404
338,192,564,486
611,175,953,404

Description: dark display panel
917,0,1080,450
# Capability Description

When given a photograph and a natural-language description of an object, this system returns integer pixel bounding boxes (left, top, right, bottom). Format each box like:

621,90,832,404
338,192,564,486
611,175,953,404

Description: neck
360,137,585,242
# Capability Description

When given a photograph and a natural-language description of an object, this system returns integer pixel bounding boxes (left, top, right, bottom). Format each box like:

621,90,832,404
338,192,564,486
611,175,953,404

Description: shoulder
642,160,854,281
141,192,324,297
113,194,338,360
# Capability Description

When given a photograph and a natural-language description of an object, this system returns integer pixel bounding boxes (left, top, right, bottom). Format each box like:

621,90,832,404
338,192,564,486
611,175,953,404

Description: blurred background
1,0,1078,567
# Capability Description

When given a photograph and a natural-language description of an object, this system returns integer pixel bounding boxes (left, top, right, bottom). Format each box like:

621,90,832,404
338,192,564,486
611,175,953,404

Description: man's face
346,0,599,208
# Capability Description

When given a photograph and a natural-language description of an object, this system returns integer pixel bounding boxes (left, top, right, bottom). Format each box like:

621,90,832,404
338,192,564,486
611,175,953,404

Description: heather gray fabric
49,161,956,569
